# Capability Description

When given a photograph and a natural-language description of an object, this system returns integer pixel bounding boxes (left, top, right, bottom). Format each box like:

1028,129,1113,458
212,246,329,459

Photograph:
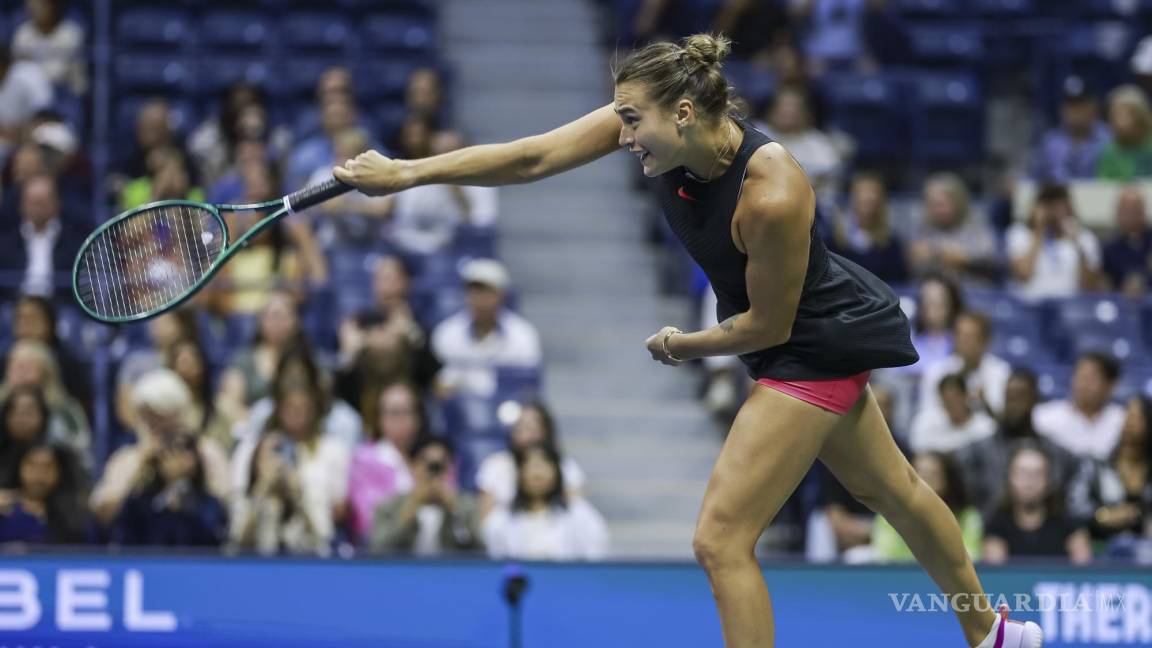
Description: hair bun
681,33,731,68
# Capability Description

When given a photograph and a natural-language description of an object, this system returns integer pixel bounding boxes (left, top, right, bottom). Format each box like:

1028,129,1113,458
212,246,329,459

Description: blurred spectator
1031,76,1109,184
1097,85,1152,181
310,127,393,247
286,93,360,191
1006,184,1101,301
230,431,325,555
346,382,425,544
789,0,899,75
1033,351,1124,462
763,87,844,202
476,402,586,520
909,373,996,453
113,100,182,181
982,442,1093,564
807,467,874,563
432,259,541,399
906,273,963,374
482,443,609,561
119,146,204,210
391,113,434,160
1102,186,1152,296
370,436,481,556
827,171,908,284
871,452,982,562
0,442,86,544
166,338,233,454
0,174,83,298
0,43,53,161
91,369,230,527
291,66,365,141
389,130,499,256
115,309,198,432
1068,396,1152,542
188,83,290,186
233,384,350,554
953,368,1077,516
0,385,49,487
11,0,86,95
917,311,1011,418
0,340,87,457
232,347,361,450
206,166,327,314
711,0,789,67
338,256,440,411
697,283,744,419
908,174,999,283
4,295,89,407
112,433,227,547
216,292,307,423
405,67,446,128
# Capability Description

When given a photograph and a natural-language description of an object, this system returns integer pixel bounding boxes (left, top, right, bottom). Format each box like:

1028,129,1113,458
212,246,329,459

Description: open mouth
636,151,650,163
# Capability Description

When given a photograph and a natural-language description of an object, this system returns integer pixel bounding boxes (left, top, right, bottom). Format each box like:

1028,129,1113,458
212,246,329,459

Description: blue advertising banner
0,557,1148,647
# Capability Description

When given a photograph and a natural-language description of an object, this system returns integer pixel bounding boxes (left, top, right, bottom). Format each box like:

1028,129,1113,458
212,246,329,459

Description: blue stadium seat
272,58,345,99
194,57,271,96
280,12,352,52
908,73,983,163
375,101,410,143
361,14,435,53
977,0,1034,16
1029,362,1072,400
1114,365,1152,401
353,61,420,102
821,73,906,162
452,225,498,260
115,8,191,47
895,0,961,16
200,10,271,50
1048,295,1144,362
495,366,543,403
1063,22,1138,92
906,23,985,66
114,55,195,92
722,60,777,112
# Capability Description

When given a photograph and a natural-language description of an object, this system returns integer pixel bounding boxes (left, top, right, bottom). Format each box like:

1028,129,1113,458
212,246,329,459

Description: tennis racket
72,177,353,323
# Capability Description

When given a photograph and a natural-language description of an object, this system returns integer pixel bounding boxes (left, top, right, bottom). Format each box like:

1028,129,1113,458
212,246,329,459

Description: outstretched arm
333,104,621,195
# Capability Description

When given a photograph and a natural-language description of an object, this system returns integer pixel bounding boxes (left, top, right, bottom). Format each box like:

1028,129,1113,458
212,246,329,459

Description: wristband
662,328,683,362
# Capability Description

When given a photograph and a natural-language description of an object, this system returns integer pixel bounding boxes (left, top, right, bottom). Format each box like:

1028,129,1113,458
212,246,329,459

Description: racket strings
75,205,224,320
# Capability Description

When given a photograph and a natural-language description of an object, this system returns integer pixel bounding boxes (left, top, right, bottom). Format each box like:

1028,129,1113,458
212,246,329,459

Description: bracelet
662,328,683,362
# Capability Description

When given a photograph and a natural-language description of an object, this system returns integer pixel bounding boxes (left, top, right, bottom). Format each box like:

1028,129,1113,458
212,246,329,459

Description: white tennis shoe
974,604,1043,648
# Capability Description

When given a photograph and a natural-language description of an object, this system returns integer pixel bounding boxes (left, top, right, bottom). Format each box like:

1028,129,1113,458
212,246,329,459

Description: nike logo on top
677,186,698,202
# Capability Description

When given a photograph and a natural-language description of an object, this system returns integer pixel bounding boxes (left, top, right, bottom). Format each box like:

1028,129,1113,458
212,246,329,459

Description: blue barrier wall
0,557,1149,647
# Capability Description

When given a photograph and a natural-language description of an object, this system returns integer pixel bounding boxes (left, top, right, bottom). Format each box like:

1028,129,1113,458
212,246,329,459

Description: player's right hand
333,150,409,196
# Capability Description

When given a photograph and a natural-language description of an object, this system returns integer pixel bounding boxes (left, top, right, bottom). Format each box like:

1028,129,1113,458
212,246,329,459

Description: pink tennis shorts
755,371,871,415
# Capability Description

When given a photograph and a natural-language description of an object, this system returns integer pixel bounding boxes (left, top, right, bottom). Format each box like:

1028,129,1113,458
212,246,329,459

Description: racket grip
284,177,354,212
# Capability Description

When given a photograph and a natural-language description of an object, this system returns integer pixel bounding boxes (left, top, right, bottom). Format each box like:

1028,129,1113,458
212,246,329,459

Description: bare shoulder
734,142,815,239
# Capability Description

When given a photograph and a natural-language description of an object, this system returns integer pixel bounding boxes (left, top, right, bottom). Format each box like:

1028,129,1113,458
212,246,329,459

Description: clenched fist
333,150,410,196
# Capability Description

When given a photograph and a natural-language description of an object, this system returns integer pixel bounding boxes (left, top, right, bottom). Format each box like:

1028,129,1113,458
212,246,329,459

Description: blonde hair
1108,84,1152,144
1,340,67,406
924,172,972,224
613,33,736,121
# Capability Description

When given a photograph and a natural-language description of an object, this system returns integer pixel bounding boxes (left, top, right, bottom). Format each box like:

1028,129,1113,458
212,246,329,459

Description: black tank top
656,117,919,380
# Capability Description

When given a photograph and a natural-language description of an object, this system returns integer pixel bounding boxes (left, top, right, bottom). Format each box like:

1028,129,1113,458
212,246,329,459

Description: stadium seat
1048,295,1144,362
273,57,346,100
280,12,352,53
353,61,421,102
821,73,906,162
199,10,271,50
114,54,195,92
722,60,777,112
907,73,983,163
115,8,191,48
977,0,1034,16
361,14,435,53
194,57,271,96
895,0,961,17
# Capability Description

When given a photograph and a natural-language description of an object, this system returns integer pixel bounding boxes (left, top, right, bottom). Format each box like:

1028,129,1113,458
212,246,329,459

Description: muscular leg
818,387,997,646
693,384,843,647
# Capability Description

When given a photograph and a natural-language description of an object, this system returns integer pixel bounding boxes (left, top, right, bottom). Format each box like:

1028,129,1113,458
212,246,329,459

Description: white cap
1133,35,1152,75
460,258,509,290
131,368,192,416
30,122,78,157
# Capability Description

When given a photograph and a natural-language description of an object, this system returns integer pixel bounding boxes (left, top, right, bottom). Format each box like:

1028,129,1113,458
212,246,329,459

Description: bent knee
844,461,920,516
693,515,758,572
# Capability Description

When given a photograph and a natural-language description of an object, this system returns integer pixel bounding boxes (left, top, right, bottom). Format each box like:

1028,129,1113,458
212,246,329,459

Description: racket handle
284,177,354,212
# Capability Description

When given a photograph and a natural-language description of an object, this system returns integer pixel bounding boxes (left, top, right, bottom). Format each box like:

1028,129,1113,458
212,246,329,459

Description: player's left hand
645,326,683,366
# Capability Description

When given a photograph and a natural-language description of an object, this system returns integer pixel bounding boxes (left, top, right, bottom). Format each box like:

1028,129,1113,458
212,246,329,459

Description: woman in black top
335,33,1034,648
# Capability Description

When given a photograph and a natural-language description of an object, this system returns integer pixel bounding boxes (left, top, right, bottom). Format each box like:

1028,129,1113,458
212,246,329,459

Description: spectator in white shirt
389,130,499,256
11,0,86,95
431,259,541,398
1034,351,1126,461
918,311,1011,417
1007,184,1102,301
0,175,82,299
231,384,350,554
476,402,585,520
483,443,608,561
763,86,843,204
910,373,997,453
0,46,53,160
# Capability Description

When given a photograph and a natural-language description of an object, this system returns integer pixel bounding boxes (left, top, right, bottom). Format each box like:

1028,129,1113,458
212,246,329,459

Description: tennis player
334,34,1042,648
